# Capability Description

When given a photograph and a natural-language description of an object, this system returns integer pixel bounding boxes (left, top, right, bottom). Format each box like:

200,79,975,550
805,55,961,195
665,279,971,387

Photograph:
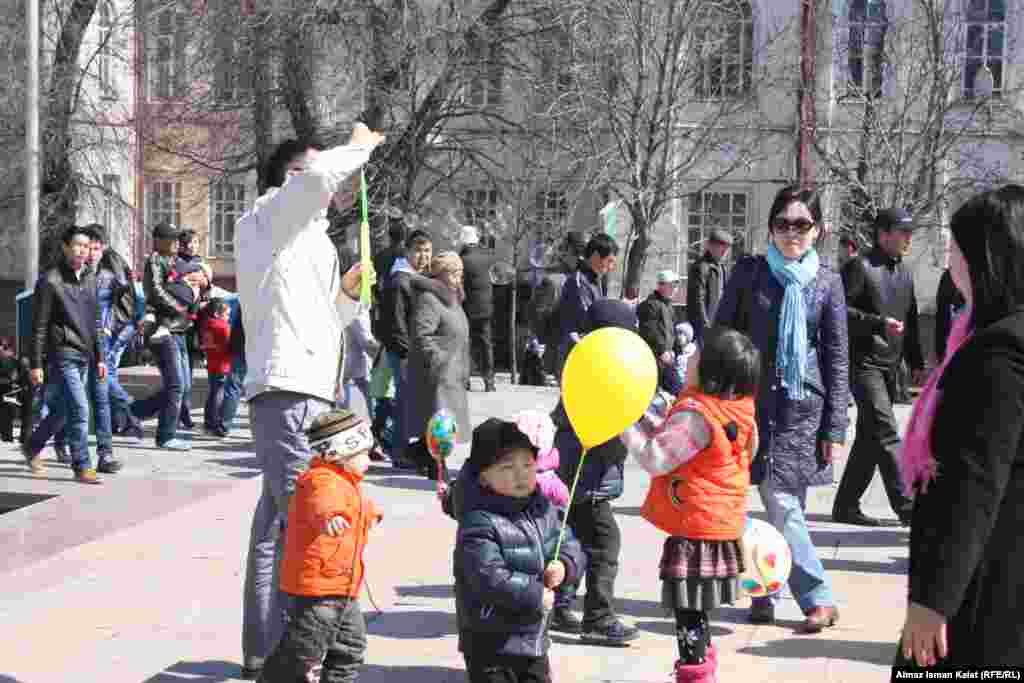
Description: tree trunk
39,0,99,268
510,255,518,385
623,216,650,297
250,12,274,195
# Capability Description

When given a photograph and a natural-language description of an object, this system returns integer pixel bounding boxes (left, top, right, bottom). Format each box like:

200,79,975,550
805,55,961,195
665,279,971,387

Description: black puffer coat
452,463,583,659
550,400,626,503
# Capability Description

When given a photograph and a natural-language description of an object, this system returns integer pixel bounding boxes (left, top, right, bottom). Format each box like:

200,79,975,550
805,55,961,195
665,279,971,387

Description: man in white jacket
235,123,384,679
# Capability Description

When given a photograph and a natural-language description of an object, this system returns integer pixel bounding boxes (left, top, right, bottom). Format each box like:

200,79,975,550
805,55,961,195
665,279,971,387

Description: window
146,181,181,230
686,191,749,263
148,2,187,100
693,1,753,99
209,181,245,257
97,1,115,99
535,190,568,228
463,189,499,248
848,0,887,97
102,174,121,229
467,31,504,108
962,0,1006,99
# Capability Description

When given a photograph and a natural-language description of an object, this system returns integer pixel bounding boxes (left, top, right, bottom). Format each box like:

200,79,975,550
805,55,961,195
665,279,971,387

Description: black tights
675,609,710,664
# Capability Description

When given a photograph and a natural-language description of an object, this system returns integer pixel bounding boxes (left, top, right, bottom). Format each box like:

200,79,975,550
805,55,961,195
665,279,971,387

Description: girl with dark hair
622,328,760,683
896,185,1024,668
713,185,850,633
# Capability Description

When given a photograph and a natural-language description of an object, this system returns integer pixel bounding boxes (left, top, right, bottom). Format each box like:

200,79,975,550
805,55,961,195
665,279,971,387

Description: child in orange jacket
258,409,382,683
621,329,760,683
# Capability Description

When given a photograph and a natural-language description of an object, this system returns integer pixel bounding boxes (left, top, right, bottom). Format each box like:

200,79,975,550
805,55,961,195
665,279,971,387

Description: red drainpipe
798,0,818,189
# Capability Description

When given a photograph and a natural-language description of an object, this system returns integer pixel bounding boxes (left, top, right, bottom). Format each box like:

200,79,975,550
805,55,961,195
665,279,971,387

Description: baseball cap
874,208,916,232
459,225,480,246
656,269,681,284
152,222,181,240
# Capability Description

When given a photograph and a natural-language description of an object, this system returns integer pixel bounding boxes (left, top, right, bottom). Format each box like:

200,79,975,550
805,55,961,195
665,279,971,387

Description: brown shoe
22,444,44,474
799,606,839,633
73,468,102,485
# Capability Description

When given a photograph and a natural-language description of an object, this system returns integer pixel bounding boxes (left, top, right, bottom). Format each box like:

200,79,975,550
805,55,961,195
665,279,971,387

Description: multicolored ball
425,410,458,460
738,517,792,598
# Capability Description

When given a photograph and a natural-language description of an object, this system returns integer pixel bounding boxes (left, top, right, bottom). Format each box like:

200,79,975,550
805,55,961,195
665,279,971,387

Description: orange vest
640,390,756,541
280,460,379,598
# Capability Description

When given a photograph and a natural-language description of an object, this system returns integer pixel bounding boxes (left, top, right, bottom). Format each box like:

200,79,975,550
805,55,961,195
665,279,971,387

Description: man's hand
96,362,108,381
323,515,350,537
542,588,555,612
819,440,842,466
885,317,905,337
544,560,566,589
30,368,43,386
340,263,376,301
659,350,675,366
349,123,386,148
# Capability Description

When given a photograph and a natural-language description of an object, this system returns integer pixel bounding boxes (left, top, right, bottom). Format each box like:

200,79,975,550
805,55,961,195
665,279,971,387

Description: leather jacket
31,261,102,370
143,252,191,335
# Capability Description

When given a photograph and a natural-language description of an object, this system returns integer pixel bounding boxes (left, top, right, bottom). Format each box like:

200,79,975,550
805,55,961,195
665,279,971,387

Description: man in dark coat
458,225,496,392
531,231,586,377
686,228,733,346
370,221,406,338
934,268,966,361
834,208,925,527
555,233,619,378
636,269,680,393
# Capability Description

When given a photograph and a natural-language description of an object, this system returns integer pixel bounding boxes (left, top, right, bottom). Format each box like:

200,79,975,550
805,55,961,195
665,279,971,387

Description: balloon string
553,446,588,562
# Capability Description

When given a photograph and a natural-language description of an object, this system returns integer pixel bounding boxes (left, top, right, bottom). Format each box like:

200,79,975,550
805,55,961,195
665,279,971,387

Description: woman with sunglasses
712,185,850,633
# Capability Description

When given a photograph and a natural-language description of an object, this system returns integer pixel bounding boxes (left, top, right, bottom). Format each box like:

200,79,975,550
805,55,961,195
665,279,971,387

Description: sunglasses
771,218,816,235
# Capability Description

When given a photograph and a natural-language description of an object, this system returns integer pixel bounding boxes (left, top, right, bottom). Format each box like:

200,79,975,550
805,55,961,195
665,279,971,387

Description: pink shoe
673,653,717,683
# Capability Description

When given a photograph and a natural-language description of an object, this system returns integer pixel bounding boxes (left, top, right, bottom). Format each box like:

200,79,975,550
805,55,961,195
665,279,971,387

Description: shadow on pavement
205,457,261,470
615,596,672,620
634,619,733,638
140,659,240,682
822,557,907,575
395,583,455,599
736,637,896,665
366,476,438,493
809,529,909,548
0,675,29,683
361,664,466,682
366,609,457,638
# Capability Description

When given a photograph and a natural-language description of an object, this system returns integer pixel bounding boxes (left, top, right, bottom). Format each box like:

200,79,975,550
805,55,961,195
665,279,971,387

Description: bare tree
819,0,1022,250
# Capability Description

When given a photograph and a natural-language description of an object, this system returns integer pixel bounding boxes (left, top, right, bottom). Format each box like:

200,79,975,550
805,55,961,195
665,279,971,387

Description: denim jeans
29,352,91,470
107,325,138,429
131,333,187,446
385,351,406,456
222,353,247,431
205,373,226,430
341,377,374,421
179,340,194,425
753,480,835,613
258,596,366,683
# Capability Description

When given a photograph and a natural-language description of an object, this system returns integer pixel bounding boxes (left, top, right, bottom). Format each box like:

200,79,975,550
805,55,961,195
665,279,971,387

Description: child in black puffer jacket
448,417,584,683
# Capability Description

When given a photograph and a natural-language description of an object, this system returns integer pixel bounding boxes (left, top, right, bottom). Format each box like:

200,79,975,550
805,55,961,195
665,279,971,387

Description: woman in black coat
897,185,1024,668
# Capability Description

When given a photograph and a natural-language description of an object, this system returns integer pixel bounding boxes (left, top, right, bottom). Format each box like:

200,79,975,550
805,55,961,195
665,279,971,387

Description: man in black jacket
23,225,108,483
686,229,732,346
379,229,433,466
934,268,966,361
636,269,681,393
834,208,925,527
556,233,619,378
458,225,496,392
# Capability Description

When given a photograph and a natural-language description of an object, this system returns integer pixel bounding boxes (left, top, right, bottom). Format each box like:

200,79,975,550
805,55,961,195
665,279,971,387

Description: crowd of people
15,119,1021,681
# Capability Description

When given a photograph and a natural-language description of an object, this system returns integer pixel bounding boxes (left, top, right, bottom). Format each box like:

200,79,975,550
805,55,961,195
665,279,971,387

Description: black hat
152,222,180,240
82,223,108,244
874,208,916,232
709,228,734,246
586,298,637,333
468,418,536,472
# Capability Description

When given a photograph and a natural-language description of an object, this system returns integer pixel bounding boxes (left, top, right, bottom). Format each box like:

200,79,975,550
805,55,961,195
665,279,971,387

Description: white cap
656,269,681,284
459,225,480,246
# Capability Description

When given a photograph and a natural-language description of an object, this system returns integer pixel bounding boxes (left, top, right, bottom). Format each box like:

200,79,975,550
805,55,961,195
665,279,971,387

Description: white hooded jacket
235,143,373,403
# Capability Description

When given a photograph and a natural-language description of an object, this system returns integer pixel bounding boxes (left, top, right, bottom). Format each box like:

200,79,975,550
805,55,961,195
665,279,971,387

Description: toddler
258,409,382,683
621,328,760,683
201,298,232,436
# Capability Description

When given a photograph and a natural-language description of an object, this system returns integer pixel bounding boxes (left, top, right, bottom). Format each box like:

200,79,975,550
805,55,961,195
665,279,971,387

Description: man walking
686,229,732,345
458,225,496,392
236,123,384,680
833,208,925,527
23,225,108,484
556,233,619,376
636,269,681,394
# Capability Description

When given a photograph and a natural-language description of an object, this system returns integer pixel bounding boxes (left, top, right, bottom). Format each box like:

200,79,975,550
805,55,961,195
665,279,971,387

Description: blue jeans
131,334,188,446
222,353,246,431
29,352,91,470
107,325,138,429
753,480,835,613
342,377,374,421
89,356,112,458
385,351,406,456
205,373,226,430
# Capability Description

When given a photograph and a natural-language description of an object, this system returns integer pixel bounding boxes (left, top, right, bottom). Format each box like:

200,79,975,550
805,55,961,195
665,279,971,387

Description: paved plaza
0,368,910,682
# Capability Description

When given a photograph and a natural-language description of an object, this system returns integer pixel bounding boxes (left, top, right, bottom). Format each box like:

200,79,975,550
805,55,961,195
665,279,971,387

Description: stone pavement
0,368,911,682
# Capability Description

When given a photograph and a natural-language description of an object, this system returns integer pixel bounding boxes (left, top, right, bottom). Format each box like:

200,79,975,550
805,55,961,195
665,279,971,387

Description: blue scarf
765,243,819,401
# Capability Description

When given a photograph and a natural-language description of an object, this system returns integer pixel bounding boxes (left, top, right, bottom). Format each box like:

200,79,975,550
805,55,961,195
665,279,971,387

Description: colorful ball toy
425,410,458,460
738,517,792,598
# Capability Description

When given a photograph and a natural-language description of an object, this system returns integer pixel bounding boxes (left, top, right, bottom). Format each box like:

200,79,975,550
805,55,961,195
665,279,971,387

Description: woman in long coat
896,186,1024,668
404,252,472,476
714,186,850,633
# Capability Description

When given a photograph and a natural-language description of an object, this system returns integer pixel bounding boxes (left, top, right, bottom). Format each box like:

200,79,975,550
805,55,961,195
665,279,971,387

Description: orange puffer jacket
640,390,756,540
280,460,380,598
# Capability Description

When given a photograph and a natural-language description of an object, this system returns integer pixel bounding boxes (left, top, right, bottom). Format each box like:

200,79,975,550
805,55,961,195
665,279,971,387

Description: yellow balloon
561,327,658,449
